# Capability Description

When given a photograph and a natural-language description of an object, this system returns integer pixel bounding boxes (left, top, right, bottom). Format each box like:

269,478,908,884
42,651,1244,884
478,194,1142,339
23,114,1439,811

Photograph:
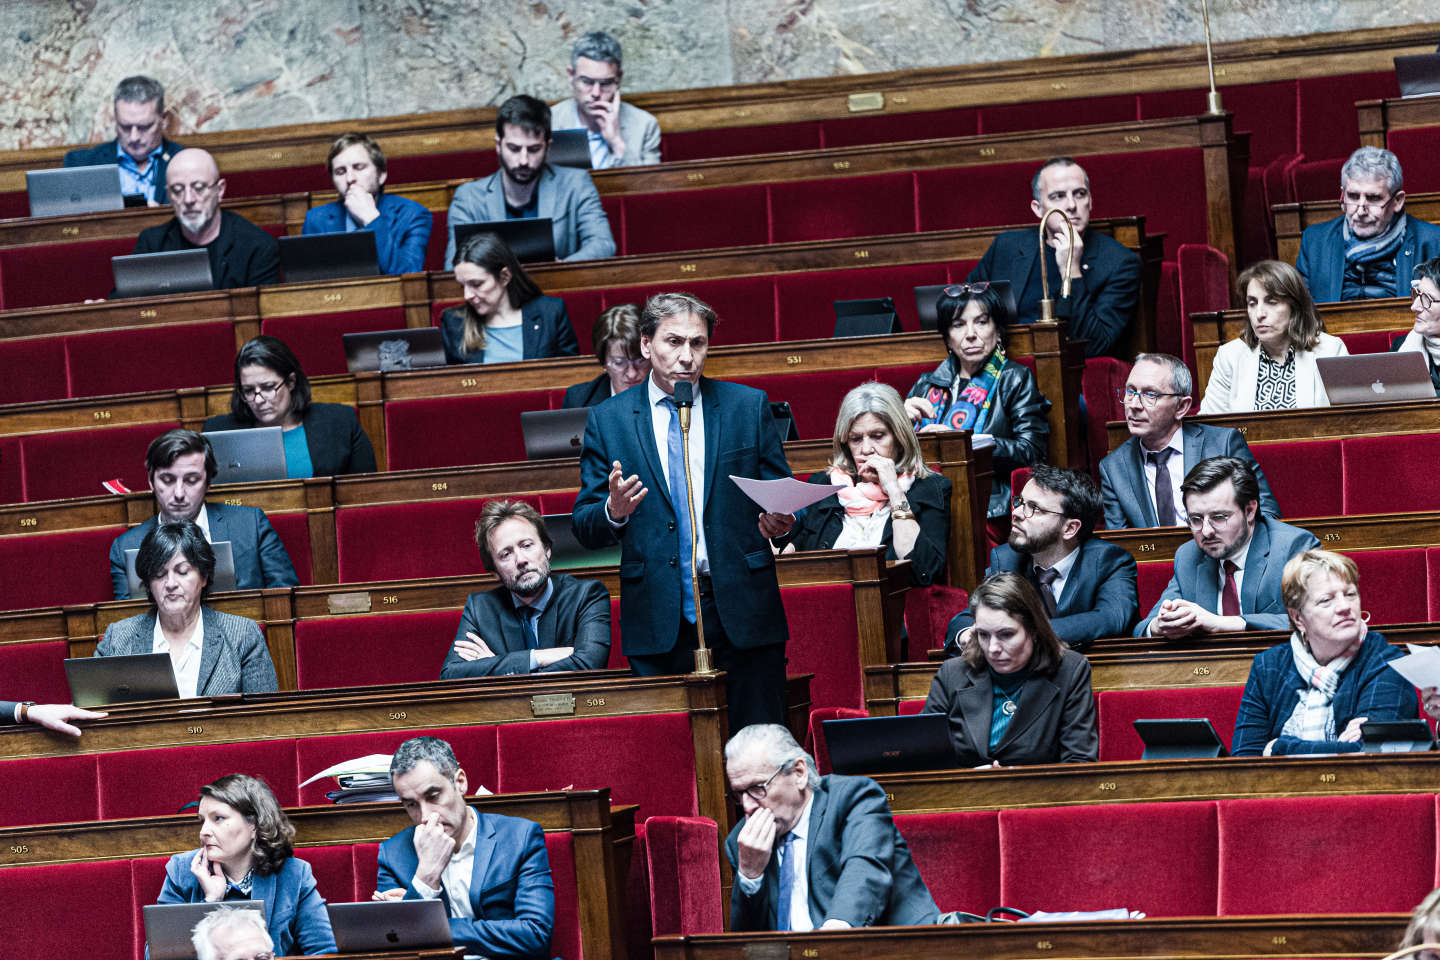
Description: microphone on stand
672,381,714,674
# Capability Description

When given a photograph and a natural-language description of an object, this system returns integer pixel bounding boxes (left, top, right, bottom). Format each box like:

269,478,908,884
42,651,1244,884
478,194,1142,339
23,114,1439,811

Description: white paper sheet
1385,644,1440,690
729,475,843,515
300,754,393,787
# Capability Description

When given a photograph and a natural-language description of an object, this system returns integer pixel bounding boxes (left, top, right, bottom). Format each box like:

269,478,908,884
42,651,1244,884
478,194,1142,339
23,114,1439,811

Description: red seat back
782,584,865,709
0,526,124,611
642,816,724,936
266,511,313,585
295,727,499,806
1250,439,1343,518
768,173,916,244
603,277,776,347
64,323,236,398
1342,433,1440,515
660,124,822,163
1349,548,1431,626
385,393,554,470
260,307,408,376
1095,686,1245,761
805,707,869,776
293,610,462,689
545,832,582,960
895,811,1001,916
621,186,770,255
1136,561,1172,614
0,860,135,960
0,336,68,403
19,421,175,502
0,238,135,309
95,740,300,819
335,497,540,582
0,754,100,828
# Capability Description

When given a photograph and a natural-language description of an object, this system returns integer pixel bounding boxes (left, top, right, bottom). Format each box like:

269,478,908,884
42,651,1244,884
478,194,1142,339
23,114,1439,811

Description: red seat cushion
334,497,540,583
896,811,1001,916
385,393,553,470
1136,561,1171,613
621,186,770,255
1095,686,1245,762
0,639,73,704
0,526,125,611
294,610,462,690
295,727,498,806
260,307,408,377
97,741,300,819
19,422,176,502
1343,433,1440,515
661,124,823,163
265,511,313,586
1348,548,1430,626
1250,439,1343,518
643,816,724,936
545,832,582,960
773,264,949,342
782,584,864,709
768,173,916,244
903,584,971,655
0,860,135,960
130,854,173,957
0,337,69,403
299,844,357,916
351,843,381,901
65,323,236,398
979,95,1139,137
734,370,876,442
821,108,979,148
602,277,776,347
805,707,868,776
0,754,100,828
0,237,136,309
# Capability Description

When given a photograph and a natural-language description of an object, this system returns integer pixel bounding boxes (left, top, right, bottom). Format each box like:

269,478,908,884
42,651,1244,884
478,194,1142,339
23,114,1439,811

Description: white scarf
1279,631,1358,743
1396,329,1440,370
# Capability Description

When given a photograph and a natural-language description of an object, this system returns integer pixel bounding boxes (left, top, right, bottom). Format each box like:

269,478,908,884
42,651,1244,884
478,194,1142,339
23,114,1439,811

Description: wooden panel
1273,192,1440,264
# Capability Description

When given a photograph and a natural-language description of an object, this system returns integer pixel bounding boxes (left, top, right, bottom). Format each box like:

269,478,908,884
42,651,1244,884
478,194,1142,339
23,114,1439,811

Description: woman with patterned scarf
1231,550,1417,757
785,382,952,586
903,283,1050,521
1392,256,1440,396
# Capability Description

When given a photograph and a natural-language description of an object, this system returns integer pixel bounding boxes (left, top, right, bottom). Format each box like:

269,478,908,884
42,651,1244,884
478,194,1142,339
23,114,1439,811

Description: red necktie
1221,560,1241,617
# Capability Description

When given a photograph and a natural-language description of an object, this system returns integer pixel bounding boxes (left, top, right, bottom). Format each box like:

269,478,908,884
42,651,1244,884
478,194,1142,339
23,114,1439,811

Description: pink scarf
829,469,914,517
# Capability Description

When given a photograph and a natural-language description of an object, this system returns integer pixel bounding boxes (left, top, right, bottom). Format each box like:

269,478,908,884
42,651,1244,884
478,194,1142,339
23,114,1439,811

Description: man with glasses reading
550,31,661,169
1099,353,1279,530
129,148,279,288
1136,456,1318,638
1296,147,1440,303
946,465,1137,653
725,723,940,932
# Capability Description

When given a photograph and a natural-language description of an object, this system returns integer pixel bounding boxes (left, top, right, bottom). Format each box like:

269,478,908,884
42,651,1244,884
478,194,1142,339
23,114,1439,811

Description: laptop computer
1360,719,1436,753
206,427,288,484
144,901,265,960
549,129,594,169
65,652,181,708
1132,718,1228,760
914,281,1017,329
520,408,590,460
112,249,215,299
342,327,447,373
278,230,381,283
823,713,955,775
1315,351,1436,405
26,165,125,218
833,297,901,338
1395,53,1440,98
545,512,622,570
327,900,453,953
453,218,557,264
769,400,799,443
125,541,239,599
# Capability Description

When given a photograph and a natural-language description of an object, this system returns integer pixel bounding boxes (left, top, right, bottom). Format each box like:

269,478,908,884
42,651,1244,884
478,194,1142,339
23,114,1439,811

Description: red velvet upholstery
1154,261,1181,359
293,610,462,690
495,714,697,821
301,844,358,914
295,727,498,805
1176,244,1232,382
821,108,979,148
0,237,135,309
351,843,381,901
0,336,68,403
1216,794,1435,914
606,598,627,669
0,189,27,219
1136,561,1171,612
63,323,236,398
979,95,1139,136
896,811,1002,915
221,164,332,197
335,496,540,582
0,754,100,827
1249,440,1343,518
260,307,408,376
998,801,1219,916
1429,549,1440,622
621,185,770,255
1289,158,1346,203
0,435,21,504
1343,433,1440,515
19,421,176,502
1088,150,1211,260
806,707,868,776
385,152,498,187
425,210,449,271
768,173,916,244
264,511,313,586
0,639,72,704
773,264,948,341
913,162,1034,232
555,290,607,354
643,816,724,936
903,584,970,654
1082,358,1130,473
1348,548,1430,626
544,832,582,960
738,370,875,441
96,740,300,819
898,698,925,716
1094,686,1245,762
873,362,940,401
660,124,823,163
130,854,172,958
1389,129,1440,195
0,525,125,611
602,277,777,347
1296,73,1398,161
384,393,553,470
781,583,865,708
0,860,135,960
1338,330,1403,355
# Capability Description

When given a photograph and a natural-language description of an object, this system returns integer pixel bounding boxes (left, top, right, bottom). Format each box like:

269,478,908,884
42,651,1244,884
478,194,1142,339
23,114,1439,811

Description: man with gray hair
191,905,273,960
1296,146,1440,302
724,723,939,931
551,31,661,168
65,75,184,205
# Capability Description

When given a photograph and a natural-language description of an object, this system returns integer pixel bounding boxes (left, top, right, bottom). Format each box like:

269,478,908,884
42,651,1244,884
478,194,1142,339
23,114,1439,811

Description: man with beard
127,148,279,289
440,500,611,677
443,95,615,268
944,465,1137,654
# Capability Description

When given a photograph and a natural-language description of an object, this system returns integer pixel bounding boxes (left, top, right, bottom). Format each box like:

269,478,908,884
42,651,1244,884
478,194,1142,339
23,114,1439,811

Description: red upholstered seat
1083,358,1130,473
386,152,498,186
1429,549,1440,621
0,754,100,828
130,854,172,958
0,860,135,960
606,598,627,669
1288,157,1345,204
221,165,331,197
554,290,606,354
300,844,358,916
782,584,865,709
896,811,1001,916
385,393,554,470
294,610,462,690
0,525,125,611
998,801,1219,916
820,108,979,148
265,510,313,585
351,843,381,901
1249,439,1343,518
735,370,875,441
335,497,541,582
1342,433,1440,515
96,740,300,819
1388,129,1440,195
602,276,776,347
1216,794,1435,914
1348,548,1430,626
0,639,72,704
621,185,770,255
979,94,1139,136
0,237,135,309
914,162,1035,232
1086,150,1211,260
1297,72,1399,161
806,707,869,776
660,124,823,163
20,421,176,502
1176,244,1230,380
65,322,236,398
295,726,499,805
425,210,449,271
902,584,969,656
1155,262,1181,358
768,173,916,244
1094,686,1245,762
1136,561,1172,613
0,336,68,403
0,435,20,504
773,264,948,342
643,816,724,936
873,362,941,405
260,307,408,376
545,832,582,960
898,698,925,715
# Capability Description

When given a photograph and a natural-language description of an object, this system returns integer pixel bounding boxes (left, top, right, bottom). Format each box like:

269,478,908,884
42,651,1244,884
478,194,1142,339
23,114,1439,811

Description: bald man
129,148,279,289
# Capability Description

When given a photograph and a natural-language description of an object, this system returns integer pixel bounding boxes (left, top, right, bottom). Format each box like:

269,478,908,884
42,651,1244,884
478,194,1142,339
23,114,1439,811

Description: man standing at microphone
573,293,795,730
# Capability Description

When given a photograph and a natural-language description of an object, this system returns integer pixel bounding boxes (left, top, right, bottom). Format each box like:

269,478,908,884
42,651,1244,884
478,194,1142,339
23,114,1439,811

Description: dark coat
108,503,298,600
440,574,611,678
788,471,951,586
95,607,279,696
63,137,185,204
131,209,279,289
562,373,613,409
1296,215,1440,303
204,403,377,477
440,296,578,365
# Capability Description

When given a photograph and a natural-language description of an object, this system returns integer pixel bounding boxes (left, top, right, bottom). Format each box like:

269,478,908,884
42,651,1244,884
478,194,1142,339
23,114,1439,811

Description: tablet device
544,513,621,570
278,230,380,283
112,249,214,298
769,400,799,443
1360,719,1436,753
520,408,590,460
1315,352,1435,405
1132,718,1228,760
453,218,556,264
548,129,594,169
342,327,447,373
823,713,955,775
65,652,180,708
206,427,288,484
144,901,264,960
326,900,453,953
125,540,239,599
833,297,900,338
26,165,125,218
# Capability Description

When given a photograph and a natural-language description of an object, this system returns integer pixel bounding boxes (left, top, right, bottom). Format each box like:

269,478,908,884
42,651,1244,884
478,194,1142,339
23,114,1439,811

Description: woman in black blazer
904,283,1050,520
787,381,951,586
924,572,1097,767
204,336,377,477
562,302,651,408
440,231,579,365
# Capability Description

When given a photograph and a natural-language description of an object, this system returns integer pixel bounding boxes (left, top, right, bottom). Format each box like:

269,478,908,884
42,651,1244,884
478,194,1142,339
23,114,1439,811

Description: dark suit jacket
440,297,579,365
302,192,432,275
440,574,611,678
1295,215,1440,303
377,808,555,960
788,471,951,586
131,210,279,289
1231,631,1416,757
204,403,377,477
155,849,335,956
0,701,17,724
968,227,1141,358
108,503,299,600
562,373,612,409
725,775,939,930
923,647,1098,766
95,607,279,696
946,537,1138,653
1389,332,1440,395
63,137,185,204
1134,516,1321,636
572,377,792,656
1098,421,1281,530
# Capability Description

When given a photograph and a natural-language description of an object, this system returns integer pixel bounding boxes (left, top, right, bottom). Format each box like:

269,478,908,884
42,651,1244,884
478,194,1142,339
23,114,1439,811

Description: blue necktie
775,832,797,931
521,607,540,649
661,396,697,623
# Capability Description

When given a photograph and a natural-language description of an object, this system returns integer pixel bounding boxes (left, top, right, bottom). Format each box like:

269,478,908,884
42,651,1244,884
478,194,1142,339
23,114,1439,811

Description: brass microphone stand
1037,207,1079,322
1200,0,1224,116
677,400,716,675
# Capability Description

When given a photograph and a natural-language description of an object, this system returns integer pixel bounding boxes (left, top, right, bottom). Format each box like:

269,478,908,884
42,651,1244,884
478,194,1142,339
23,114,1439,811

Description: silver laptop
143,901,264,960
1316,351,1436,405
124,540,239,598
26,165,125,217
65,652,181,707
342,327,447,373
327,900,453,952
278,230,381,283
1396,53,1440,98
112,249,215,298
520,408,590,460
206,427,288,484
549,129,594,169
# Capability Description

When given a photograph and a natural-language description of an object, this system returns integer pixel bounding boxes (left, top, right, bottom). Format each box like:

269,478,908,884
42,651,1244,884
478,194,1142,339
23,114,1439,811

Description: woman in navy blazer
561,302,650,408
204,336,377,477
152,774,336,956
441,231,578,365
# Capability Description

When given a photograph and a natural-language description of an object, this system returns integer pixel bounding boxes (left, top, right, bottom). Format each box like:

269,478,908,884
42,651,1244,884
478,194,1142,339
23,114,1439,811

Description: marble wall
0,0,1430,150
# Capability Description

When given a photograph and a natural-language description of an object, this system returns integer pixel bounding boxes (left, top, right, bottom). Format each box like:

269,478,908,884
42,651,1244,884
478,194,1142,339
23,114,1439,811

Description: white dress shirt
188,503,213,541
152,614,205,699
1140,430,1187,524
736,793,815,931
412,808,479,920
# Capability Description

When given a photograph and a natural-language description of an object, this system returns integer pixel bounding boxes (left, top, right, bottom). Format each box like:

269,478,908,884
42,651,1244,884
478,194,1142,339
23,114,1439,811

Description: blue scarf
1342,213,1406,300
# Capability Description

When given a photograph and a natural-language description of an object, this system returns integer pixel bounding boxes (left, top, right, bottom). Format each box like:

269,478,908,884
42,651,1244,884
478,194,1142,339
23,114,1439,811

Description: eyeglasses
730,761,794,804
942,282,991,297
240,381,286,400
1116,386,1183,408
604,356,648,372
1413,281,1437,311
166,180,220,200
1011,496,1066,519
1186,510,1236,529
1341,195,1392,213
574,76,620,91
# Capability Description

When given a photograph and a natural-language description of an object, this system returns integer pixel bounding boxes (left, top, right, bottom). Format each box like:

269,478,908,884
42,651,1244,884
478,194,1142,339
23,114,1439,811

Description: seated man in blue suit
1100,353,1280,529
302,132,432,275
947,464,1137,654
376,736,555,960
967,156,1141,358
444,94,616,268
1296,146,1440,303
1136,456,1319,638
64,75,183,206
108,429,298,599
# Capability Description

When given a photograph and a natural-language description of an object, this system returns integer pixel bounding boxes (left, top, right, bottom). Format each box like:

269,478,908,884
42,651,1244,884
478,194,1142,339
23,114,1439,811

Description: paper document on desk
1386,645,1440,689
730,475,843,515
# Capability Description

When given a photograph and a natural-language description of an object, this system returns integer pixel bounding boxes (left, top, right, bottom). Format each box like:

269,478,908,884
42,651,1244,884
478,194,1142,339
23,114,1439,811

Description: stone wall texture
0,0,1431,150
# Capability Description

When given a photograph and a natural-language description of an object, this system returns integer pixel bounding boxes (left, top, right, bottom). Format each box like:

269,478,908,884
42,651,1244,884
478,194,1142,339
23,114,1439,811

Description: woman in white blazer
1200,259,1348,415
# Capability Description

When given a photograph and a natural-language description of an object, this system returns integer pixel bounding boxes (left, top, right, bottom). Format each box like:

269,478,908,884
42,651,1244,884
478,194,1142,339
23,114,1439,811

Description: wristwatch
17,701,35,723
890,501,915,522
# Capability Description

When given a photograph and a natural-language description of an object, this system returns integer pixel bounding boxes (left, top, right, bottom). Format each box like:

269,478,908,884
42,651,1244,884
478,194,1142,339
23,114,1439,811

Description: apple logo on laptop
386,930,400,944
569,434,581,448
1371,379,1386,395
